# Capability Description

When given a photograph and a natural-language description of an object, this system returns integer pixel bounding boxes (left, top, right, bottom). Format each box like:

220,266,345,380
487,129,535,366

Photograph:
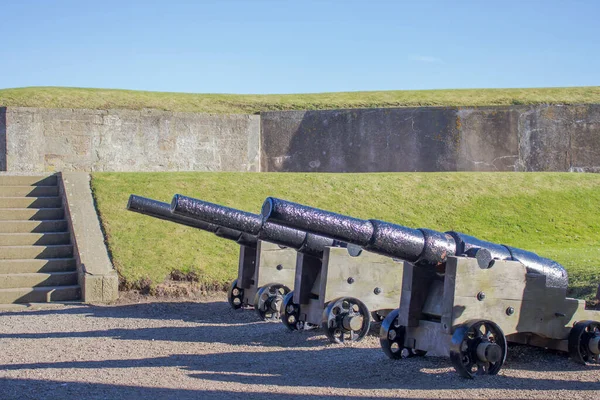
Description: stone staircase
0,174,80,303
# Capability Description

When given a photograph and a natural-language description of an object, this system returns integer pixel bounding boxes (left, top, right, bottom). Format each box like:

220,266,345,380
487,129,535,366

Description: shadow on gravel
2,347,599,391
0,378,416,400
183,349,600,391
0,322,327,350
0,301,385,348
0,301,252,325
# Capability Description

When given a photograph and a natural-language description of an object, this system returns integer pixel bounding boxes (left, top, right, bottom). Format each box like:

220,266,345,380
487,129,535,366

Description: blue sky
1,0,598,94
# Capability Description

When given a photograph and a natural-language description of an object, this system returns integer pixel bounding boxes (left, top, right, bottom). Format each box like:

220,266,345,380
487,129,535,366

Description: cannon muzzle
171,194,341,256
262,197,568,289
127,195,257,246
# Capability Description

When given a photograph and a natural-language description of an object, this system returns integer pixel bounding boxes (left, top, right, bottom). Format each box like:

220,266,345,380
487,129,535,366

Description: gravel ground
0,294,598,400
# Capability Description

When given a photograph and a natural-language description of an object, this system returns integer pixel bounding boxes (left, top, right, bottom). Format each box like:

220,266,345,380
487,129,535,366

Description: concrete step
0,232,70,246
0,208,64,221
0,285,81,303
0,245,73,260
0,258,76,274
0,220,68,233
0,175,57,187
0,197,62,209
0,271,78,289
0,186,59,197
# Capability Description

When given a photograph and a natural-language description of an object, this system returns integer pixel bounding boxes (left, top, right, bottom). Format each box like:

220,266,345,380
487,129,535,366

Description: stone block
261,107,460,172
2,107,260,172
457,107,519,171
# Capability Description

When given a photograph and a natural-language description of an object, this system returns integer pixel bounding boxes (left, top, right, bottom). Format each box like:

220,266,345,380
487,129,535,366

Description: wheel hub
476,341,503,363
342,314,364,331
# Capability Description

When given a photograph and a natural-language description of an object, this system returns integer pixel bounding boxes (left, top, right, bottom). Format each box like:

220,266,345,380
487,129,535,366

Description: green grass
91,172,600,300
2,86,600,114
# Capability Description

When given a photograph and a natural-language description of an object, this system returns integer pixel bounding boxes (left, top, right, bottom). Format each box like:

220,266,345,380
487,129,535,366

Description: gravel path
0,294,598,399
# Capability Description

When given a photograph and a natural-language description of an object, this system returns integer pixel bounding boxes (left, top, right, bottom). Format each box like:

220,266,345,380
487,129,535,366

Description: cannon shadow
0,301,326,348
1,300,264,324
1,302,598,392
1,348,598,392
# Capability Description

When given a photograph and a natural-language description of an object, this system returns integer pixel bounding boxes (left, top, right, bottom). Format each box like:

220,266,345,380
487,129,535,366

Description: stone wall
2,104,600,173
261,105,600,172
1,107,260,172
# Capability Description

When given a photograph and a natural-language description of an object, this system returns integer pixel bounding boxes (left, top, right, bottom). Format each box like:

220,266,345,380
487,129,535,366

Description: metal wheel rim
569,320,600,365
253,283,290,321
449,319,507,379
322,297,371,344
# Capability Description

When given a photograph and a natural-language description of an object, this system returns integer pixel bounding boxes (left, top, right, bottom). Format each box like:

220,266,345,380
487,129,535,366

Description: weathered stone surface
262,105,600,173
457,107,519,171
2,105,600,173
261,107,460,172
550,105,600,172
516,106,571,171
3,107,260,172
60,172,118,303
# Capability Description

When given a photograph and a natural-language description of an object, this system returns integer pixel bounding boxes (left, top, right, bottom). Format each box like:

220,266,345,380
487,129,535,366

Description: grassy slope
1,86,600,114
91,172,600,299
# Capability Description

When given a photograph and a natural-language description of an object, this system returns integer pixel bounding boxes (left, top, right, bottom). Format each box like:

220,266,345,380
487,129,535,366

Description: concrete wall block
2,107,260,172
567,104,600,172
263,105,600,173
261,107,460,172
6,108,44,172
457,107,519,171
6,105,598,174
517,106,571,171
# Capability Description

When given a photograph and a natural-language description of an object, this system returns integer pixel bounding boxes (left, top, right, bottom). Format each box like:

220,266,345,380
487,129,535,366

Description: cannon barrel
170,194,341,256
127,195,257,247
261,197,568,289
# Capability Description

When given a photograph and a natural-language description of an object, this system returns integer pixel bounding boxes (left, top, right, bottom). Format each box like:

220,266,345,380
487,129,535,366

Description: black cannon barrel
262,197,568,289
127,195,257,246
171,194,341,256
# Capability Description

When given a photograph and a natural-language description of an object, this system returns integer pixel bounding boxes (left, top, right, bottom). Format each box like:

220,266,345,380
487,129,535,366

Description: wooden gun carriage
127,195,296,320
262,197,600,378
171,194,406,343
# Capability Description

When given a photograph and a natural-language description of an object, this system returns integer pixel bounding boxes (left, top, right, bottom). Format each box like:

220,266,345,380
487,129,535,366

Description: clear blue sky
1,0,598,94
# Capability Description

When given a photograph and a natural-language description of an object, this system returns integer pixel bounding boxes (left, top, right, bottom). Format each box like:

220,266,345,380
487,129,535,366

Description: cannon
126,195,297,321
171,194,405,343
262,197,600,377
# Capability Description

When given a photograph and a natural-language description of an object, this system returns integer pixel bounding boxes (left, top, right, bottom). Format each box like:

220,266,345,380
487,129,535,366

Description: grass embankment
91,172,600,300
2,86,600,114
